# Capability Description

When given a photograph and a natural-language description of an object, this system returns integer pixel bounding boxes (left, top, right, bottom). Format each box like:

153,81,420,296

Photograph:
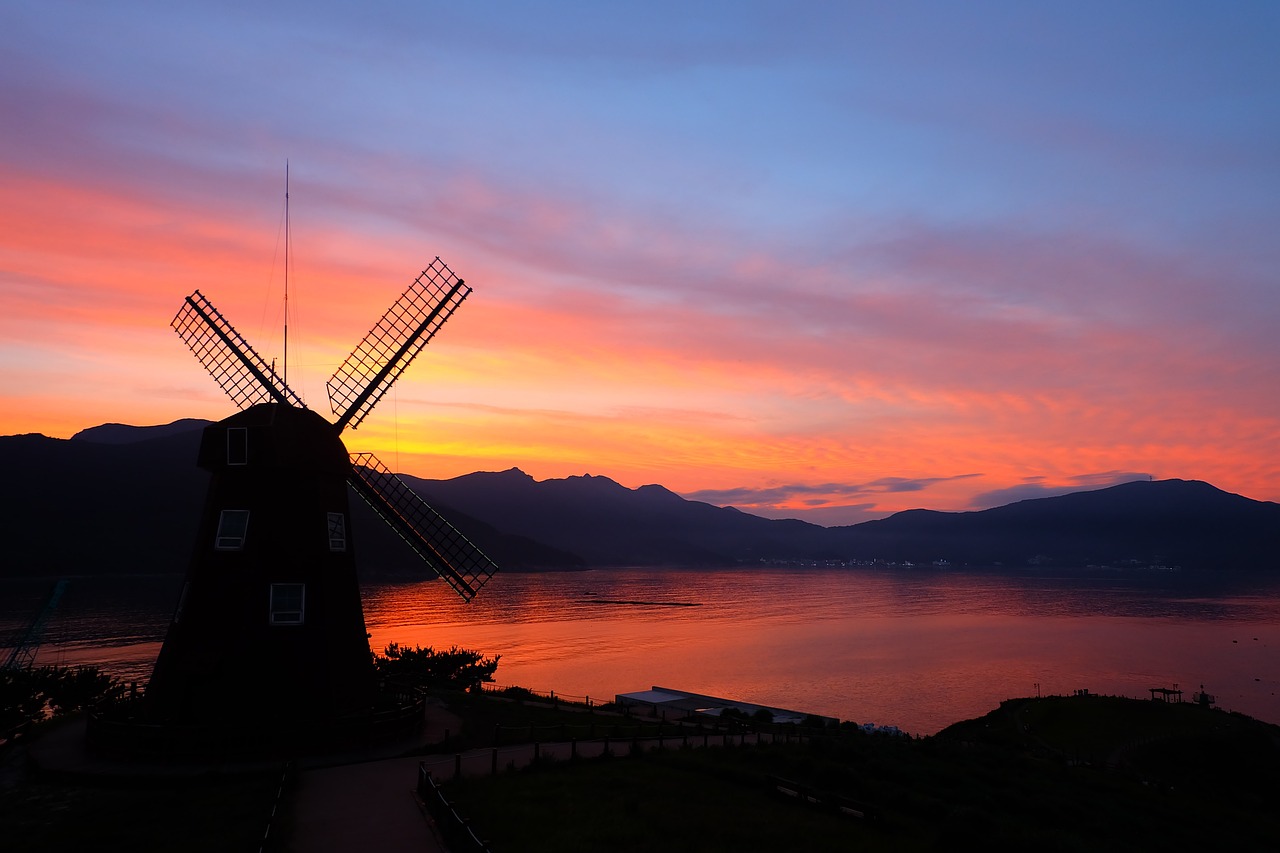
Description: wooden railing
417,766,492,853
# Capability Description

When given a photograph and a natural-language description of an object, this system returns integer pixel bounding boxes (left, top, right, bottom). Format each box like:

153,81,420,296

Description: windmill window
269,583,305,625
215,509,250,550
227,428,249,465
327,512,347,552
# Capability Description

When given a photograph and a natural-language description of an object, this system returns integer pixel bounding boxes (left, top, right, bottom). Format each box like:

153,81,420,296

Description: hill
1,419,1277,575
403,467,830,566
0,423,580,577
410,469,1279,569
835,478,1280,568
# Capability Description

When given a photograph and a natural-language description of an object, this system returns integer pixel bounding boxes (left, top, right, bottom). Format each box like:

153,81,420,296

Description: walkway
24,705,796,852
289,754,447,852
22,703,463,853
287,701,462,852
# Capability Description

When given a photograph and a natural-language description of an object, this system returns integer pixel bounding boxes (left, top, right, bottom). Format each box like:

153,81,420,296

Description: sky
2,2,1278,525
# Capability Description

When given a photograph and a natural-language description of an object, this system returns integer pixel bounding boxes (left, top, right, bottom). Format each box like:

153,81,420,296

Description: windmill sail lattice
349,452,497,601
168,259,496,605
328,257,470,432
172,290,305,410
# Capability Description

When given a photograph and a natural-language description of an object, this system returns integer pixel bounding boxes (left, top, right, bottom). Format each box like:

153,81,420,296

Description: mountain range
2,419,1276,577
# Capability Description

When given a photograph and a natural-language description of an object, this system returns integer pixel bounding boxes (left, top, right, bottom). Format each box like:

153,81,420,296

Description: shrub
2,665,124,731
374,643,500,691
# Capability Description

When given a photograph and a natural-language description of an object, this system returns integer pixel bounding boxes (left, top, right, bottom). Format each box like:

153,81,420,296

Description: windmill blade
172,290,305,410
327,258,470,432
348,452,498,601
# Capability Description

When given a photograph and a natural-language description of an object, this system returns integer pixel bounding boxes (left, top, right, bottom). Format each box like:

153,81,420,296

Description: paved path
289,755,446,852
288,701,462,853
23,703,464,853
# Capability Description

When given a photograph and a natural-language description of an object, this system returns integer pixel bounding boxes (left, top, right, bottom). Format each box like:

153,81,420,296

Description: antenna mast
284,161,290,390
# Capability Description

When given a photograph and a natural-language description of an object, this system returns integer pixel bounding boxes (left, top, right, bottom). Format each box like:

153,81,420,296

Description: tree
374,643,500,691
1,665,123,733
40,665,124,714
1,671,46,733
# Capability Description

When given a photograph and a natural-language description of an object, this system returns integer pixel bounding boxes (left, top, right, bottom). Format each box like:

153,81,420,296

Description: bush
2,665,124,731
374,643,500,691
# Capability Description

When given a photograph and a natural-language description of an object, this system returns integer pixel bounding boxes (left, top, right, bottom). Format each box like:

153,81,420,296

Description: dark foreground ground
3,693,1278,851
441,693,1279,852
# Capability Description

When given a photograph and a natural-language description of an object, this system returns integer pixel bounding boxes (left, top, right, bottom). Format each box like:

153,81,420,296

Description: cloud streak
687,474,987,522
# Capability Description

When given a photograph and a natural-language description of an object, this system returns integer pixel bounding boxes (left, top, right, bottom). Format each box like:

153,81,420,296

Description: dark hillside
404,471,1280,569
3,419,1277,573
839,479,1280,568
2,429,209,575
405,468,835,565
71,419,212,445
0,426,580,577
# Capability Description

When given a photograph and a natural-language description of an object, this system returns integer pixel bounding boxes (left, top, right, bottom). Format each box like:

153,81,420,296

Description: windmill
143,257,498,736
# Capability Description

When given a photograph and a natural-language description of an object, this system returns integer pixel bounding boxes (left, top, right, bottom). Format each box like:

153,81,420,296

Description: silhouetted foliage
374,643,500,691
2,665,124,731
1,673,45,733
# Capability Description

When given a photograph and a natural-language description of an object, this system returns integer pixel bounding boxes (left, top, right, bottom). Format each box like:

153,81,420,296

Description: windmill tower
143,258,497,736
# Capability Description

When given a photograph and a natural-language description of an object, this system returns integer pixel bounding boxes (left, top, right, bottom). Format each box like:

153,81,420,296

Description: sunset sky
3,2,1277,525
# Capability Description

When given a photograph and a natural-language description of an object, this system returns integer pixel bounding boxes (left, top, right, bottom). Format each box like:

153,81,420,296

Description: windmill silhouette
143,257,497,735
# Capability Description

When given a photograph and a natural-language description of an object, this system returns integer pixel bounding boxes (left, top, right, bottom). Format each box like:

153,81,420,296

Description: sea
3,566,1278,736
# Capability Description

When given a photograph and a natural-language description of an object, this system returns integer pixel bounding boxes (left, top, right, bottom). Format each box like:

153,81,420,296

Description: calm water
4,567,1279,735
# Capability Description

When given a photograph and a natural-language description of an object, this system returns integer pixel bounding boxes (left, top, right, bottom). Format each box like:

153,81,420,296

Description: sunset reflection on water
3,568,1274,736
361,566,1280,735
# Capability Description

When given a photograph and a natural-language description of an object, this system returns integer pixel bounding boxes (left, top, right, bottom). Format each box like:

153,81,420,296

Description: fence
475,683,597,707
419,725,811,783
492,718,670,746
418,765,492,853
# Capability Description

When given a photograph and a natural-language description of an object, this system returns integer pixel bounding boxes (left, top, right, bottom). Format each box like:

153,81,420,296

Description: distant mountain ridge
3,422,580,578
408,469,1279,570
402,467,831,566
72,419,212,444
840,479,1280,569
1,420,1276,576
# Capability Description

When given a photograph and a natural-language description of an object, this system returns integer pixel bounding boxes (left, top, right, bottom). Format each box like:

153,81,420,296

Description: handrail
417,767,492,853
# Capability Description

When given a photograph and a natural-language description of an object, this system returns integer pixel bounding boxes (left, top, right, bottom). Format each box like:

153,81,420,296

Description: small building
614,686,837,726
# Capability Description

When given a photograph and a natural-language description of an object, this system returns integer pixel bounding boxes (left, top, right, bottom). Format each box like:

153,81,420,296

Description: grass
441,694,1280,852
0,712,284,852
448,746,900,853
0,769,280,852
